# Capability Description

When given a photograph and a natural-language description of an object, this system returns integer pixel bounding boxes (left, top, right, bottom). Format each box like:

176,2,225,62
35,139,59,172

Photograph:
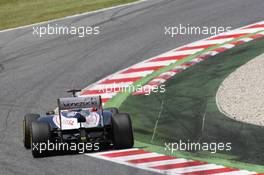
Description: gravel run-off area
216,53,264,126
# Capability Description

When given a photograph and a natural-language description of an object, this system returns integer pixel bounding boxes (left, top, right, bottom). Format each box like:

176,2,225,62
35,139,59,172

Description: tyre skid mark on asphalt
0,64,5,74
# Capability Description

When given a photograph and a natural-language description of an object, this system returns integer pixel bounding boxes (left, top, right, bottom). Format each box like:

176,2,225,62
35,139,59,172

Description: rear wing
58,96,102,111
57,96,102,130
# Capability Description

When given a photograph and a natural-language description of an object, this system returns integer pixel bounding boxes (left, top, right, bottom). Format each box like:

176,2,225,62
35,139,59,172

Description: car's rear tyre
105,107,119,115
111,113,134,149
23,114,40,149
31,121,50,158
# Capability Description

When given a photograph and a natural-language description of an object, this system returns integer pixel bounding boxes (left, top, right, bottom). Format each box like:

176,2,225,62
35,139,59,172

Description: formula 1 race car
23,89,134,158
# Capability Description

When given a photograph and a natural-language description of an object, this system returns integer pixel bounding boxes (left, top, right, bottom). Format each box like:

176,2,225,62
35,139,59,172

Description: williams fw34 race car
23,89,134,158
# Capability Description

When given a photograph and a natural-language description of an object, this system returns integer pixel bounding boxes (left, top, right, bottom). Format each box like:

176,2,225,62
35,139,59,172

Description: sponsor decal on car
62,119,75,126
83,112,100,128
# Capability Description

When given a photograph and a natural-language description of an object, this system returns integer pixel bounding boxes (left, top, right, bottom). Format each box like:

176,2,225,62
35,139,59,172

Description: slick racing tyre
31,121,50,158
112,113,134,149
23,114,40,149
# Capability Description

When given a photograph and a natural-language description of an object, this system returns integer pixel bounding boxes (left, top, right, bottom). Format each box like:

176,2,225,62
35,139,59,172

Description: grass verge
120,37,264,172
0,0,138,30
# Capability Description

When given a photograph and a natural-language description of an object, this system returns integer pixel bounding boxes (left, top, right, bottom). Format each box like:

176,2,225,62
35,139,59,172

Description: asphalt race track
0,0,264,174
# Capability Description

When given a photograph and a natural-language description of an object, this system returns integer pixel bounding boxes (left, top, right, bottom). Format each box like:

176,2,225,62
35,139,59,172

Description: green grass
120,37,264,171
0,0,137,30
